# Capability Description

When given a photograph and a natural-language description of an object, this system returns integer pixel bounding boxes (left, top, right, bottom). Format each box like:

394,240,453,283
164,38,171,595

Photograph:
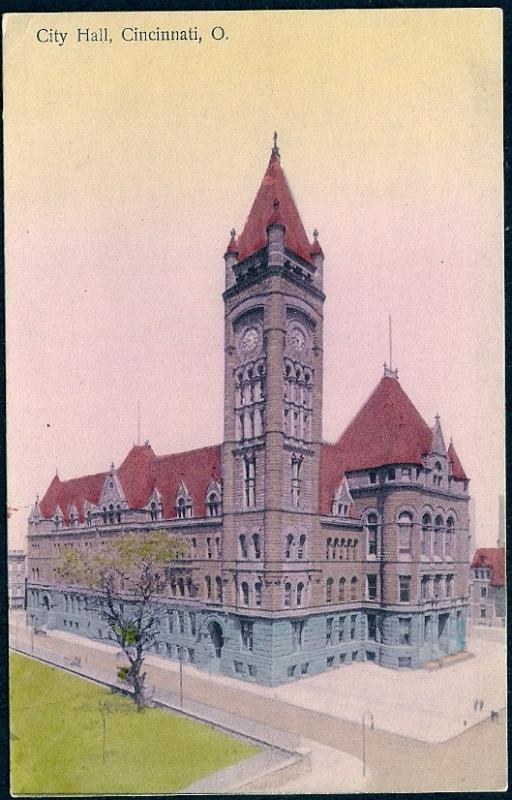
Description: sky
4,9,503,550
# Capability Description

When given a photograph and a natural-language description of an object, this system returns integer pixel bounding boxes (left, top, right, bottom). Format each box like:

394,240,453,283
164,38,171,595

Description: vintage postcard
5,8,505,794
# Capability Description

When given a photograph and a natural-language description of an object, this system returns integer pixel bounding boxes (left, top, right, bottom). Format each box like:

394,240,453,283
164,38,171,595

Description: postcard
5,8,505,794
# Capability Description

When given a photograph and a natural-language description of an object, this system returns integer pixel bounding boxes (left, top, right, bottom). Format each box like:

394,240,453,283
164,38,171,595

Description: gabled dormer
83,501,94,527
68,504,79,528
176,480,192,519
146,488,163,521
205,477,222,517
330,475,356,518
53,505,63,530
98,464,128,524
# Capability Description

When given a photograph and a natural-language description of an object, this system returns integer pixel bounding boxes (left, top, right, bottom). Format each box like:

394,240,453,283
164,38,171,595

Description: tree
56,530,187,710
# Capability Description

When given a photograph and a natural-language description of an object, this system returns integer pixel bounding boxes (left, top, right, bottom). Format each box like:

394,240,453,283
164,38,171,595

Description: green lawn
10,652,259,794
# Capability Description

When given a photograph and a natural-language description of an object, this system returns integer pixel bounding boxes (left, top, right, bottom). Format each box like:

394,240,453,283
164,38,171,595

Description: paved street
9,613,507,793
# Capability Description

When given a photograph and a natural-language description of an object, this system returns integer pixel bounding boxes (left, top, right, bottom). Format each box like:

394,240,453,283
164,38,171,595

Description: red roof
38,443,221,523
471,548,505,587
319,375,466,514
336,376,433,469
39,472,106,523
235,151,313,264
448,441,467,481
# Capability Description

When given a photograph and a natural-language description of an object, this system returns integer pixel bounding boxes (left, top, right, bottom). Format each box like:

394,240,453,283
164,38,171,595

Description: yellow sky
4,9,503,547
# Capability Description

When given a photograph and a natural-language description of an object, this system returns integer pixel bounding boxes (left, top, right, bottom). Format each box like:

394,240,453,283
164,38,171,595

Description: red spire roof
448,440,467,481
471,547,505,587
335,375,433,470
235,147,313,264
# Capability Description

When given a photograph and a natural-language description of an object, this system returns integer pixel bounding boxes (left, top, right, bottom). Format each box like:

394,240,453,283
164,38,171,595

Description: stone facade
469,547,505,627
25,140,471,685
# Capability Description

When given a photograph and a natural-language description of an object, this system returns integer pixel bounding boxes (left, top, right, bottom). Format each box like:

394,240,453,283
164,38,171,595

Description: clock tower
219,137,325,679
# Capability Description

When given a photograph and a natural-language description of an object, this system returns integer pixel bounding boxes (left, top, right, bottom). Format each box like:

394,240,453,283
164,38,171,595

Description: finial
435,413,440,423
313,228,319,241
271,131,280,157
110,461,115,471
230,228,236,239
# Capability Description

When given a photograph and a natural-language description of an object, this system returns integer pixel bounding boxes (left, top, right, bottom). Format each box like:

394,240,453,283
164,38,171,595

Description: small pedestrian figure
479,700,484,711
473,698,478,711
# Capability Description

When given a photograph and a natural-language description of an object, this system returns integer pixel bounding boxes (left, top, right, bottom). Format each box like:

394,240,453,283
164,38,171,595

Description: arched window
116,504,122,523
339,577,346,601
326,537,332,560
286,534,294,559
86,510,92,527
339,538,345,560
207,492,219,517
215,575,223,602
367,513,378,556
332,538,338,560
241,581,250,606
445,517,454,557
284,581,292,607
421,513,431,556
252,533,261,559
255,580,262,606
420,575,430,600
178,577,185,597
102,507,107,524
108,504,115,524
205,575,212,599
298,534,306,560
326,577,333,603
239,534,248,559
434,515,444,557
350,576,358,600
215,536,221,558
434,461,443,487
346,539,352,561
206,537,212,559
149,501,158,521
481,585,487,598
398,512,413,555
177,497,187,519
296,582,304,606
191,537,197,556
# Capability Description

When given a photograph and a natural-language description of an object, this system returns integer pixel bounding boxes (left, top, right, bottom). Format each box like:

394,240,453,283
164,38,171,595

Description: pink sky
4,9,503,549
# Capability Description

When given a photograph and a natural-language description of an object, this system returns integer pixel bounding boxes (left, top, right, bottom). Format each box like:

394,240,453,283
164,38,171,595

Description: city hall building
26,139,471,685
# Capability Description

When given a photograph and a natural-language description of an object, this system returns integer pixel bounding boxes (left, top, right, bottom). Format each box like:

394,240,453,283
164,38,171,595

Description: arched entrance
207,620,224,658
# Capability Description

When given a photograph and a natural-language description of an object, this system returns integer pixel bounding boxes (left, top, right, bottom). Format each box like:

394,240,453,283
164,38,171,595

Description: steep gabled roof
471,547,505,587
335,376,433,471
39,472,106,523
235,149,313,264
38,443,221,523
149,445,221,519
448,440,467,481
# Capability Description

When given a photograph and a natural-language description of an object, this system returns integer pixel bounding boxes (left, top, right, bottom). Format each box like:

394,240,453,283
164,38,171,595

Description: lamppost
178,646,184,707
362,710,374,778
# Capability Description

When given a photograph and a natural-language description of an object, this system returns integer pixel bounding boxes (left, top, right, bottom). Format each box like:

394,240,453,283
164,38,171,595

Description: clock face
242,327,259,352
290,327,306,351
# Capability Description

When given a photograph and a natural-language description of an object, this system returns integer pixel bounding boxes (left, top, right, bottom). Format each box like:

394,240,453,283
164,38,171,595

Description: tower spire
271,131,280,158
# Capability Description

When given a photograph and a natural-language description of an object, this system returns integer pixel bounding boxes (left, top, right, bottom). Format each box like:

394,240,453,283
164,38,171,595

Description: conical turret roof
235,141,313,264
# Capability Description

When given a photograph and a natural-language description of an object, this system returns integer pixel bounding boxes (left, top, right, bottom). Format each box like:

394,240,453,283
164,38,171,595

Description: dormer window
149,501,159,521
369,471,377,484
387,468,396,481
86,510,92,527
176,482,192,519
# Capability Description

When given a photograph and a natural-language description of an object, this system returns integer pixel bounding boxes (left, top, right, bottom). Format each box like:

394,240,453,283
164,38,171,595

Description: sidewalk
8,611,506,745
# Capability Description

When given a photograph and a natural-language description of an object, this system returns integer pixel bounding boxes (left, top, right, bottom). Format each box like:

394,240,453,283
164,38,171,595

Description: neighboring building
470,548,505,626
8,549,27,609
25,139,471,685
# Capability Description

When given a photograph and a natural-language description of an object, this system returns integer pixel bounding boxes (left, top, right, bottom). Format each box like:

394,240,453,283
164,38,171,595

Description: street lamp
178,646,184,706
362,710,374,778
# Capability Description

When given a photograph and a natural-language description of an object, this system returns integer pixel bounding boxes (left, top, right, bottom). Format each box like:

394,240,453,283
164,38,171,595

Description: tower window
205,575,212,600
207,492,219,516
286,534,294,559
216,575,223,602
243,456,256,508
367,513,378,556
326,577,333,603
254,581,262,606
338,577,346,601
239,534,248,559
284,581,292,607
241,581,250,606
291,454,303,507
421,514,431,556
252,533,261,559
398,511,413,555
296,582,304,606
350,576,358,601
297,534,306,560
367,574,377,600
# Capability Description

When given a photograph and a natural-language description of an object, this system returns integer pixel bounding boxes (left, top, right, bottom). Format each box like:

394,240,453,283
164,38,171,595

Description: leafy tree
56,530,187,709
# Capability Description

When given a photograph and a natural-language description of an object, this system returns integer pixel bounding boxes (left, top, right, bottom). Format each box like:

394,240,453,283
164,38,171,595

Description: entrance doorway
207,621,224,658
438,613,450,653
